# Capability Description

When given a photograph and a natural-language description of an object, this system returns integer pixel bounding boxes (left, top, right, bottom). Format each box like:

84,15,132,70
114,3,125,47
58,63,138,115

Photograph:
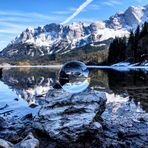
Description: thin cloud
73,17,96,23
0,10,65,50
0,17,32,22
52,11,71,15
135,0,145,2
0,29,24,34
0,22,27,29
103,0,122,7
61,0,94,25
0,10,64,35
0,10,64,21
87,4,100,10
52,9,75,15
111,0,122,5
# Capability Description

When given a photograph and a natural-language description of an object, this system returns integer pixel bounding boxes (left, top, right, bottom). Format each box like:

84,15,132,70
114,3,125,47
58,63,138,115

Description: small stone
90,122,102,130
29,104,38,108
22,114,33,120
14,98,19,101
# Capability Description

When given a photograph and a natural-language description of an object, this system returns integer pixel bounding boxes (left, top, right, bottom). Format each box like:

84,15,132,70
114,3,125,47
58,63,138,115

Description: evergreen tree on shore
108,22,148,64
108,37,127,64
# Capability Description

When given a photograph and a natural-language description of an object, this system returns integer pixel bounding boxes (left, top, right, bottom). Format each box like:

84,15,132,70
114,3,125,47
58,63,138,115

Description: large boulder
33,89,106,143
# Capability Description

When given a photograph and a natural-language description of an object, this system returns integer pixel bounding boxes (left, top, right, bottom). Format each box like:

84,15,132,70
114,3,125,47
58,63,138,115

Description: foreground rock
33,89,106,143
0,133,39,148
101,93,148,147
14,132,39,148
0,89,147,147
0,114,33,143
0,138,14,148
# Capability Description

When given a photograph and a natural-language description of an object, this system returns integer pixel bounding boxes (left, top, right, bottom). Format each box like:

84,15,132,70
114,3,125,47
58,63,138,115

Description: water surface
0,67,148,120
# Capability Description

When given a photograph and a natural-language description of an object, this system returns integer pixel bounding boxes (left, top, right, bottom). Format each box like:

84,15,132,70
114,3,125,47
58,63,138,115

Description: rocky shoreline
0,89,148,148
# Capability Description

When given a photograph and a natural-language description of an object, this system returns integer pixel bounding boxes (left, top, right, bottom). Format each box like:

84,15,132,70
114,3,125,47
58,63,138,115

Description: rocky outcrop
33,89,106,143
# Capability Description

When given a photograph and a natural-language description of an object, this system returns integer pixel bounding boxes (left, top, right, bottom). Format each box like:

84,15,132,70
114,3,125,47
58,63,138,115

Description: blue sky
0,0,147,50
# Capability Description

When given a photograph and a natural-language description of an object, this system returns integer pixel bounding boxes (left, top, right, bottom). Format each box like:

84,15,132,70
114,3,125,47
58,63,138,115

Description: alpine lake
0,62,148,147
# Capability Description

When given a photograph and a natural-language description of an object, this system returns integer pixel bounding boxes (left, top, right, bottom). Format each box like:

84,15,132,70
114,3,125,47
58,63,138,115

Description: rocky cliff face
1,5,148,59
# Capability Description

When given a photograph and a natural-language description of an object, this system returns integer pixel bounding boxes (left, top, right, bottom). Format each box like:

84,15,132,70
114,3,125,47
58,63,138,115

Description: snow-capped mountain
1,5,148,58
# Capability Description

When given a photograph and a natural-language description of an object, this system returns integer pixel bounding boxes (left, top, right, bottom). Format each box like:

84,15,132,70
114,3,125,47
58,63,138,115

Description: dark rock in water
29,104,38,108
0,117,7,129
33,89,106,143
53,83,62,89
36,94,46,98
22,114,33,120
14,98,19,101
0,138,14,148
14,132,39,148
0,130,21,143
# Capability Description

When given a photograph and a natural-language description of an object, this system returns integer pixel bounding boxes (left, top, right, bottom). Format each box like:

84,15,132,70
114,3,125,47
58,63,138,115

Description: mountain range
0,4,148,64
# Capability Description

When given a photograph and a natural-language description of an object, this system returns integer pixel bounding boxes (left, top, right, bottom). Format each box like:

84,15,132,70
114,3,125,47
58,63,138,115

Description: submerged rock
33,89,106,143
0,138,14,148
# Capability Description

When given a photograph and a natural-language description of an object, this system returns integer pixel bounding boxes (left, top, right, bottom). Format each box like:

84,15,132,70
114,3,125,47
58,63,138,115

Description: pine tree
135,25,140,40
108,37,127,64
140,22,148,38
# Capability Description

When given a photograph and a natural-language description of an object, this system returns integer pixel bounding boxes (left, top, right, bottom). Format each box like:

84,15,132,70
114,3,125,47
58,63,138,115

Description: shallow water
0,67,148,120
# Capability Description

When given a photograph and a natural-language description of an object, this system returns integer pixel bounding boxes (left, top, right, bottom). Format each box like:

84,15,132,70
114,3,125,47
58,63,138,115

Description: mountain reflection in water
0,67,148,119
